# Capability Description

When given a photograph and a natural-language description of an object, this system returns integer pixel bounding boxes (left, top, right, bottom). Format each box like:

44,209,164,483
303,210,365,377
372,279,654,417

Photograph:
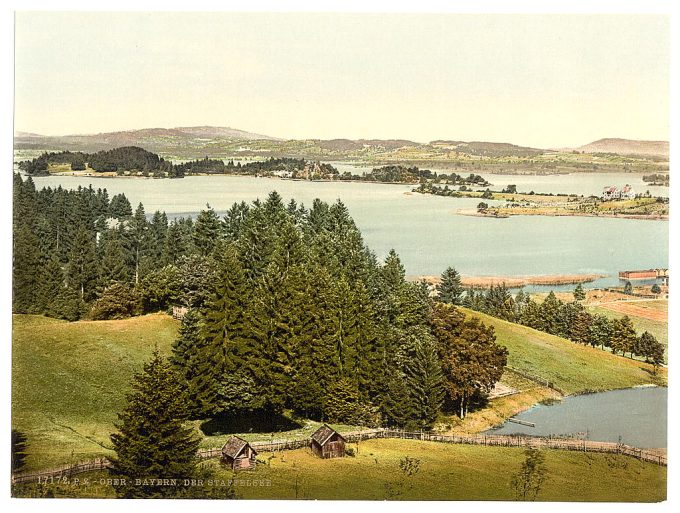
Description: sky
14,12,670,148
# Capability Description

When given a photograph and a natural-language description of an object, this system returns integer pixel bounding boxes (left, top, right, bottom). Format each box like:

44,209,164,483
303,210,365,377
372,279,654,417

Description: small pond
484,386,667,448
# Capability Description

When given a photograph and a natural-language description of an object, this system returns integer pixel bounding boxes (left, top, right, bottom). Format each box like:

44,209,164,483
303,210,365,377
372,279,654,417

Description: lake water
325,163,670,198
27,173,668,287
471,171,668,198
484,387,667,448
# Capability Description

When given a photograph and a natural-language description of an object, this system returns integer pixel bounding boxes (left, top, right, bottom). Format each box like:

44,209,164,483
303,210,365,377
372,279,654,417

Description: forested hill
17,147,178,177
16,150,338,180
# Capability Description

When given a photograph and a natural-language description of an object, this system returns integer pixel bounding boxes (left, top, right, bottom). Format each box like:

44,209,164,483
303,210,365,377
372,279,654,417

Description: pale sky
14,12,669,148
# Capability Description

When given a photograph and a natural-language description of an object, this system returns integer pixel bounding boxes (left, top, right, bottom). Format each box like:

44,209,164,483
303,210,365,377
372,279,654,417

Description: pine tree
379,368,412,428
129,203,150,284
569,311,593,345
589,314,613,350
162,217,193,265
67,224,98,302
109,193,133,219
404,337,445,429
109,352,201,498
39,255,66,315
196,243,254,416
573,283,586,301
437,267,464,305
149,211,168,259
539,291,563,335
193,204,223,256
98,228,132,288
324,377,362,423
13,221,43,313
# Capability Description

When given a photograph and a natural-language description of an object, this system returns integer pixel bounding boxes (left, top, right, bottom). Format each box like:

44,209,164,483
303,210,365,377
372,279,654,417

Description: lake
484,386,667,448
27,173,668,288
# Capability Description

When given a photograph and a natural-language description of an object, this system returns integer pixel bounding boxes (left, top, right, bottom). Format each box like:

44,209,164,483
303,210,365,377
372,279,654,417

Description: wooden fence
342,429,667,467
505,366,566,395
12,429,666,485
11,458,111,485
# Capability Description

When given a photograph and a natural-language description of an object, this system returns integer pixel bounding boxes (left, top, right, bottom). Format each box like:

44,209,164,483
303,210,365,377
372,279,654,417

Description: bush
90,283,139,320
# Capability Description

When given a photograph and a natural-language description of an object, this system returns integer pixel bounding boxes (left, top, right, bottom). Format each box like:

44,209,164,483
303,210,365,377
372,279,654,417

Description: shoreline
456,208,668,221
413,273,606,288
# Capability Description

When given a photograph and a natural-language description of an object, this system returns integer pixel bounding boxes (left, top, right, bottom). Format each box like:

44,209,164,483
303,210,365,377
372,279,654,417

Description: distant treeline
18,147,494,187
642,173,669,186
457,283,664,366
17,149,334,180
356,165,489,185
175,157,338,178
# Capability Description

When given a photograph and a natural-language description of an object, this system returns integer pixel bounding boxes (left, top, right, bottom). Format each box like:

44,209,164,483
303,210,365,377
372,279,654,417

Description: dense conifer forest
12,173,507,429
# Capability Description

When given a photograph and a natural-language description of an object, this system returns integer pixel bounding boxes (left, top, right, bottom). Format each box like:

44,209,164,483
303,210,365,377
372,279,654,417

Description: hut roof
311,425,345,446
221,436,256,459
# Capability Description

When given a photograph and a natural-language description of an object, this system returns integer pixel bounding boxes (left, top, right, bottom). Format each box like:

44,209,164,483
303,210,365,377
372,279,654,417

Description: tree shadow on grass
200,410,303,436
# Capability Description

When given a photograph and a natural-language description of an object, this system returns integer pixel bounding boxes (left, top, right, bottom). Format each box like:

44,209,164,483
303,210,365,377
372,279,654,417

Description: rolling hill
12,310,665,471
575,138,668,159
13,126,281,153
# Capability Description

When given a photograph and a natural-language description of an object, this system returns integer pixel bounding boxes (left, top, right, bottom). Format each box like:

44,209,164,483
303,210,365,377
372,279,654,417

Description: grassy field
12,310,667,472
12,314,179,470
587,302,668,359
12,314,362,471
459,308,666,395
12,439,666,501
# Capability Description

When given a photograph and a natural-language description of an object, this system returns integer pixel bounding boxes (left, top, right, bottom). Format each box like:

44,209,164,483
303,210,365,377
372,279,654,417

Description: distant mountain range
574,138,668,158
13,127,669,160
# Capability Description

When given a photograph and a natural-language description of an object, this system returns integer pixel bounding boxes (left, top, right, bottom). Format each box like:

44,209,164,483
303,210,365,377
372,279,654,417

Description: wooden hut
310,425,346,459
172,305,188,320
221,436,257,471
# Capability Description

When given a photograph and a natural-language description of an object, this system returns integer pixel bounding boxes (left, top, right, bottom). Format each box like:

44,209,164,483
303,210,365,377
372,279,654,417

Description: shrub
90,283,139,320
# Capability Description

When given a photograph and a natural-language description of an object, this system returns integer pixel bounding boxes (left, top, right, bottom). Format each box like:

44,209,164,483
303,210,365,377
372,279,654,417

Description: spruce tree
67,224,98,302
110,352,201,498
129,203,150,284
99,228,132,288
404,338,445,429
13,221,43,313
39,255,66,316
437,267,464,305
196,243,254,416
379,369,412,427
573,283,586,301
193,204,223,256
169,309,218,418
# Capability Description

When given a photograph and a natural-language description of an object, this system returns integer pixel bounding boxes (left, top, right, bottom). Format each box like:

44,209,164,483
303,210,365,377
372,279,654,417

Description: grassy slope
12,314,362,470
459,307,666,395
12,314,179,470
12,309,667,472
587,303,668,356
13,439,666,501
